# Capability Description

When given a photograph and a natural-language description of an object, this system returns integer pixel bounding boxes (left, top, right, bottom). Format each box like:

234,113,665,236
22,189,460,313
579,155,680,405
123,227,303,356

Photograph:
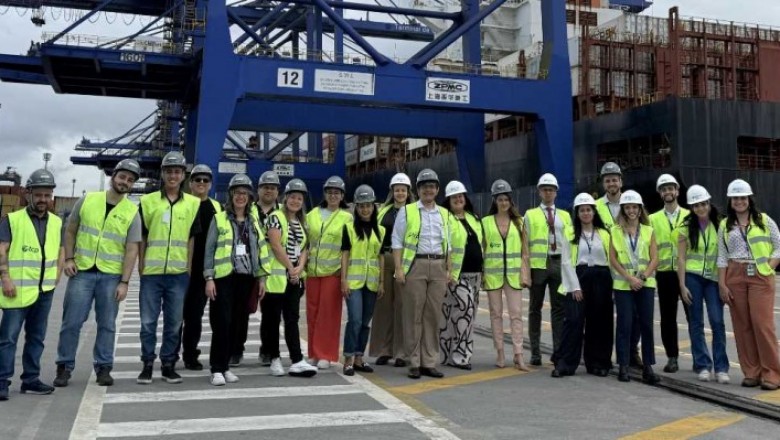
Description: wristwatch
638,274,647,281
205,276,214,281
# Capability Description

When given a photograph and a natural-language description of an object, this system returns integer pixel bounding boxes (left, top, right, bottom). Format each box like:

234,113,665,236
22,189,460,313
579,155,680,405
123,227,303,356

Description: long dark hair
443,194,478,218
686,202,722,251
318,193,349,210
383,184,415,206
282,192,307,229
725,196,764,231
353,203,380,241
571,205,607,244
488,194,523,230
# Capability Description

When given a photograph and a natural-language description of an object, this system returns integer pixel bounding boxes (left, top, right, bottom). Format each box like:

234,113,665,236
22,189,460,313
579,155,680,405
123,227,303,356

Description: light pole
71,179,76,197
43,152,52,170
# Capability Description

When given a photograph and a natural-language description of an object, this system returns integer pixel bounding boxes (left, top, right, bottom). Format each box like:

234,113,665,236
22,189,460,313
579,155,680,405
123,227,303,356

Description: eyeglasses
192,178,211,183
233,191,250,197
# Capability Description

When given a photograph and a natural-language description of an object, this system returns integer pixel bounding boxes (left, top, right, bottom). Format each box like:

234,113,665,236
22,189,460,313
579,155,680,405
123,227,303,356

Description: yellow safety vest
212,212,271,279
1,210,61,309
345,224,385,291
481,215,522,290
611,224,657,290
649,207,689,271
526,207,573,269
557,228,612,294
250,202,279,231
140,191,200,275
595,197,617,228
719,215,775,276
399,203,450,275
266,211,308,293
679,223,718,281
74,191,138,275
209,198,222,214
306,207,352,277
450,212,483,280
378,204,393,224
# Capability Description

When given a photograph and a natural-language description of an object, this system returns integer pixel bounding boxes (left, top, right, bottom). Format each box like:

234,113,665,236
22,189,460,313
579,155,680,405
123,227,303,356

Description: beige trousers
368,255,405,359
487,282,524,355
402,258,448,368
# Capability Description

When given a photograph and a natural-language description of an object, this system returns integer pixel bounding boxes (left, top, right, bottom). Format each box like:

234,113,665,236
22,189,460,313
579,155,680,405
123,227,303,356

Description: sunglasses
192,177,211,183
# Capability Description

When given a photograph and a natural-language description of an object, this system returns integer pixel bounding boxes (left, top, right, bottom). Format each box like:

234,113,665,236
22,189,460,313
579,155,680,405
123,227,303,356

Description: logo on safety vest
22,245,40,253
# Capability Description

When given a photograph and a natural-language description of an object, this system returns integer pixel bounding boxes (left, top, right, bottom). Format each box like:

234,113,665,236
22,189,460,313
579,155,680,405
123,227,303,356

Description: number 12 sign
277,68,303,89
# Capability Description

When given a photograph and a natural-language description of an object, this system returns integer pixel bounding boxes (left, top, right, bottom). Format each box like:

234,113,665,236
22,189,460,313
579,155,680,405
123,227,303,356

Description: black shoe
618,366,630,382
375,356,392,366
663,357,679,373
96,366,114,386
420,367,444,378
530,357,542,366
742,378,760,388
229,355,243,367
354,363,374,373
161,364,182,384
260,353,272,367
629,351,643,368
597,369,610,377
20,380,54,395
551,369,562,378
408,368,421,379
0,380,8,401
184,359,203,371
53,364,71,387
450,363,472,371
343,365,355,376
394,359,407,368
642,367,660,385
137,363,153,384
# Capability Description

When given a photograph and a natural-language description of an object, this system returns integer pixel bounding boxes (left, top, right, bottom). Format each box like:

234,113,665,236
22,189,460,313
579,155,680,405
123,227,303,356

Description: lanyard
667,209,680,230
583,229,596,255
739,224,753,258
628,230,639,254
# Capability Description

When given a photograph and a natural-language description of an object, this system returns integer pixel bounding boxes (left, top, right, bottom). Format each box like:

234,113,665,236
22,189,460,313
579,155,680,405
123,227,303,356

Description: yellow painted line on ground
618,411,744,440
389,367,530,396
754,389,780,405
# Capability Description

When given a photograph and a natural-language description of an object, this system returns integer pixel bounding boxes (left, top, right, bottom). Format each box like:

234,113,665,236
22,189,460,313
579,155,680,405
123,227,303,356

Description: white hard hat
619,190,643,206
537,173,559,189
444,181,467,198
389,172,411,189
726,179,753,197
573,193,596,208
656,174,679,191
686,185,711,205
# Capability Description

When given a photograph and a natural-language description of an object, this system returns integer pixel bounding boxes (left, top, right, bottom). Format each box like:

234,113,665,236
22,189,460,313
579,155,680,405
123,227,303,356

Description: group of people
2,153,780,401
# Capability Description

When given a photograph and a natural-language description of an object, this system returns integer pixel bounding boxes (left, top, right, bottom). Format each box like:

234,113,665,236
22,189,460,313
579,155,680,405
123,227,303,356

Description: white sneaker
223,371,239,383
210,373,226,386
316,360,331,370
697,370,711,382
716,372,731,384
307,357,318,365
270,358,285,377
289,360,318,378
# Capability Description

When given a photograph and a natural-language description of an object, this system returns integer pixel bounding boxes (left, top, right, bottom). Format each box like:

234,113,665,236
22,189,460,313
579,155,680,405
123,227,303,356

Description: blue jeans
343,287,377,357
685,273,729,373
0,291,54,383
615,287,656,367
56,271,121,372
139,274,189,364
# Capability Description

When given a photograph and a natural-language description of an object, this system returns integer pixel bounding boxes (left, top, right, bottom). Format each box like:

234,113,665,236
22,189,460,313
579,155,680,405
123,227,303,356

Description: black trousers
260,281,304,364
657,270,690,358
181,273,206,362
230,280,253,358
209,273,254,373
529,256,564,360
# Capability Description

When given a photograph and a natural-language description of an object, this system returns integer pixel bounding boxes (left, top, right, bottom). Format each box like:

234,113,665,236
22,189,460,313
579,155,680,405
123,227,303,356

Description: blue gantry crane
0,0,573,201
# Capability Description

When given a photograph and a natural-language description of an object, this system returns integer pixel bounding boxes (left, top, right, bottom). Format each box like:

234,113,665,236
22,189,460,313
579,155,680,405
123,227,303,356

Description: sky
0,1,778,196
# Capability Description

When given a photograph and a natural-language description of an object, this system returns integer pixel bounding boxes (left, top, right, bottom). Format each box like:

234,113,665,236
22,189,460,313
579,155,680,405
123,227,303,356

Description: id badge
235,244,247,256
703,268,713,279
746,263,756,277
162,210,171,224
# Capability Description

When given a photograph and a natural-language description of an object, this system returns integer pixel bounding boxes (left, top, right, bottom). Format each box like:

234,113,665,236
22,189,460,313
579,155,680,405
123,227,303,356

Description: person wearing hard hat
340,185,384,376
306,176,353,370
252,170,282,367
553,193,613,378
524,173,572,366
717,179,780,390
676,185,730,384
136,151,201,385
609,190,661,384
180,164,222,371
392,168,450,379
203,174,270,386
648,174,691,374
52,159,142,388
262,179,318,377
0,169,64,400
439,181,483,370
370,172,414,367
482,180,530,370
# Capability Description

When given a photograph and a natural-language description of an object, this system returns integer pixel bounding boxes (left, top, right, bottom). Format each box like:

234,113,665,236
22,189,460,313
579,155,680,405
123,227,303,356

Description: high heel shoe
495,349,505,368
514,354,530,372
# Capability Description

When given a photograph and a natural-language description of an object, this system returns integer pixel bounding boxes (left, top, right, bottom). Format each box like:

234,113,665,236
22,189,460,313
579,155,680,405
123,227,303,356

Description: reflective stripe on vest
449,212,483,280
140,191,199,275
346,224,385,291
649,208,689,272
212,212,269,279
306,208,352,277
481,215,522,290
719,215,775,276
1,210,62,309
611,224,656,290
74,191,138,274
680,223,718,281
266,211,308,293
400,203,449,275
526,208,573,269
